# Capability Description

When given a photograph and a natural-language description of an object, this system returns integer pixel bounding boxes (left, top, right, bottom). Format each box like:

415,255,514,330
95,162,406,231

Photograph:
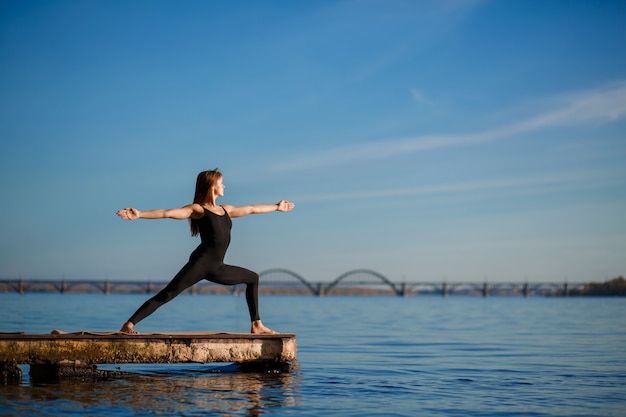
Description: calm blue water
1,293,625,416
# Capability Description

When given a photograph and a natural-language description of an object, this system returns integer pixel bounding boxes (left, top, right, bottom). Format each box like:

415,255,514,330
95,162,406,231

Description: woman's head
193,169,223,204
190,169,223,236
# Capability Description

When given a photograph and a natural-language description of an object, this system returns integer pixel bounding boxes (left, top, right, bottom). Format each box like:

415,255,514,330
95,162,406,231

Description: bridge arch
325,269,400,295
259,268,318,295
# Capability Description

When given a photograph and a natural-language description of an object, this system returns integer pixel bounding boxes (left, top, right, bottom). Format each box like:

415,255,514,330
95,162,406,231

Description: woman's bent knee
250,272,259,284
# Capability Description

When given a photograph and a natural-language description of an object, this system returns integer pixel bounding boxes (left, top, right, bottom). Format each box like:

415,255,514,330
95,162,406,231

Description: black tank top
193,207,232,260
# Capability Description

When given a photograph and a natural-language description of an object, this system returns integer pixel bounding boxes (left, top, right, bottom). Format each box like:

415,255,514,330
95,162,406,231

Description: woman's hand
277,200,295,212
117,207,140,220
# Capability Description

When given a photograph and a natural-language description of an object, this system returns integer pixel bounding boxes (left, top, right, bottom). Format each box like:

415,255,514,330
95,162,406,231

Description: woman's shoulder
187,203,206,219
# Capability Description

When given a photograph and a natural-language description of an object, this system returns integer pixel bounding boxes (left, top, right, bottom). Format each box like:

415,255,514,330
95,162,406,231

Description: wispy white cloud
295,170,625,203
274,80,626,172
410,88,430,104
510,80,626,130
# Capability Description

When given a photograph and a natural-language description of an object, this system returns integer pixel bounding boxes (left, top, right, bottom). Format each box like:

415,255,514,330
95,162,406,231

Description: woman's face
213,177,225,197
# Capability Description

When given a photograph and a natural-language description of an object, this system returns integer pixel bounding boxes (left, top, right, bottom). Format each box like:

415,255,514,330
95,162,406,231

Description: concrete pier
0,331,297,382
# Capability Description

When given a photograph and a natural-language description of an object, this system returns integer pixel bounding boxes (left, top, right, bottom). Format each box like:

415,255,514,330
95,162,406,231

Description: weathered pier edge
0,332,297,384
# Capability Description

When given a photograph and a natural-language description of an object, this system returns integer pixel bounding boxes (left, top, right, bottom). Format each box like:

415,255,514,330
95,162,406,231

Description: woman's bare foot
120,321,139,334
251,320,278,334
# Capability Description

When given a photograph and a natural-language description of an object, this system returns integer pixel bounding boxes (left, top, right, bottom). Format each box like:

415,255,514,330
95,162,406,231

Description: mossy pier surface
0,331,297,382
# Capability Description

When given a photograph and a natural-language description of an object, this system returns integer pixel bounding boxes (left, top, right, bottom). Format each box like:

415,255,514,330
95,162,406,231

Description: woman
116,169,295,335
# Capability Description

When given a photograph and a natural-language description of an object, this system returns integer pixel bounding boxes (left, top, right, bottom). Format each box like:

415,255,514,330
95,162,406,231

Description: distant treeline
567,277,626,296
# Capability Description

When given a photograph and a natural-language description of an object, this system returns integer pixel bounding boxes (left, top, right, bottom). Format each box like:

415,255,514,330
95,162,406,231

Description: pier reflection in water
4,364,299,416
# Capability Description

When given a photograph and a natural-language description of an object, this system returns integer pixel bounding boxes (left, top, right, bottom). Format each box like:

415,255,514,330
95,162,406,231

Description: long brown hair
190,169,222,236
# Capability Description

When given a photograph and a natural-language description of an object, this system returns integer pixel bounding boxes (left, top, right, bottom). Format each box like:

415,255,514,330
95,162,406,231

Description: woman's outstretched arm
117,204,205,220
223,200,295,218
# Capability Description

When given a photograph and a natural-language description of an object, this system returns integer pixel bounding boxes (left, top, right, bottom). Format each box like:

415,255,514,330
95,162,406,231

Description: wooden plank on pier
0,331,297,365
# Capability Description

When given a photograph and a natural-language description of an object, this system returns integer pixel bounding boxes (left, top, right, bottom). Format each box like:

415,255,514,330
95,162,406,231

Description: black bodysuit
128,207,260,325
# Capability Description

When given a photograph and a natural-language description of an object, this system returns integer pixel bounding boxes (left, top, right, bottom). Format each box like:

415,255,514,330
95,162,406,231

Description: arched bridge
1,271,586,297
324,269,402,295
258,268,320,295
259,268,402,296
257,269,582,296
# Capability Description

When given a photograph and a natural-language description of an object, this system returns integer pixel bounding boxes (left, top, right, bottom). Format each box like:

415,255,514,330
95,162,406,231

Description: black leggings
128,253,260,325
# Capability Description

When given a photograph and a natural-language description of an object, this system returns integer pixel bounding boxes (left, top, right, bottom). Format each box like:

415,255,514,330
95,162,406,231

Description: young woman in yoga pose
116,169,295,335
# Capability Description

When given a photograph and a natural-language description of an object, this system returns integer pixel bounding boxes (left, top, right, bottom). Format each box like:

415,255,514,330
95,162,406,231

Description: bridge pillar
400,283,408,297
482,282,489,297
317,283,325,297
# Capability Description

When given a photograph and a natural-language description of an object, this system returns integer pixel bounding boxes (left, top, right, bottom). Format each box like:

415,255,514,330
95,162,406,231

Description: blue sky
1,0,625,284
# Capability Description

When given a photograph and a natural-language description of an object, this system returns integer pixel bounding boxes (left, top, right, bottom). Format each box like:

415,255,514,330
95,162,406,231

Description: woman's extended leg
120,256,208,333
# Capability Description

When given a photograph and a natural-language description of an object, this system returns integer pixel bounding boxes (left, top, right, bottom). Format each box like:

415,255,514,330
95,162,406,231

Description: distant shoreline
563,276,625,296
1,277,623,296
